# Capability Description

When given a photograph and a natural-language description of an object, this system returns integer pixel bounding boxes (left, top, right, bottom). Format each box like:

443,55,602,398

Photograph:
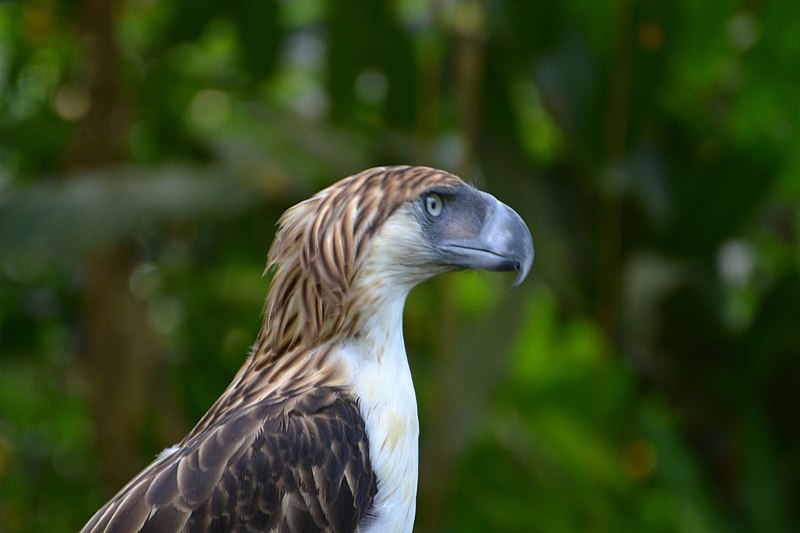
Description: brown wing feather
82,388,377,533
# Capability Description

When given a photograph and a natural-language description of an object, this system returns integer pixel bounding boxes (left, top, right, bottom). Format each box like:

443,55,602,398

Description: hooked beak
437,192,534,287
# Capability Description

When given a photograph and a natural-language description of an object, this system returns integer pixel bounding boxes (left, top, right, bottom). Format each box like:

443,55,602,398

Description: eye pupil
426,194,443,216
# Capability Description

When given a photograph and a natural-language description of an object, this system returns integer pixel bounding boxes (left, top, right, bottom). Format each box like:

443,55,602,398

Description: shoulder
82,388,377,533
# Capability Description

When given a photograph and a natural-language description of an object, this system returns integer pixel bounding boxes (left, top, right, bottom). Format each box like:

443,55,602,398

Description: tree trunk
68,0,162,494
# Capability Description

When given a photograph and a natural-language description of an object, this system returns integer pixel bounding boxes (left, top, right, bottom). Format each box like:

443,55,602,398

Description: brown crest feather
261,165,464,355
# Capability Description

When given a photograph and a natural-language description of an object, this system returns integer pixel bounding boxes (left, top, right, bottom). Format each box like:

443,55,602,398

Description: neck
335,278,419,533
210,264,422,532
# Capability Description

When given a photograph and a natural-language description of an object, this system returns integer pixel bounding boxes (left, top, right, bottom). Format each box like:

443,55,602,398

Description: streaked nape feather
262,166,464,354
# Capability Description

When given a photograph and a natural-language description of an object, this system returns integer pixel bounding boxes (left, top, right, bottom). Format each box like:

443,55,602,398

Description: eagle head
263,166,533,352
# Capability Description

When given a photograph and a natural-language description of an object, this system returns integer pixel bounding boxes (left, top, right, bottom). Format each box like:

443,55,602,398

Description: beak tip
511,241,534,288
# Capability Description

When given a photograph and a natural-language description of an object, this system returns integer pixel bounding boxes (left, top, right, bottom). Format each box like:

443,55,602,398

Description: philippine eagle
82,166,533,533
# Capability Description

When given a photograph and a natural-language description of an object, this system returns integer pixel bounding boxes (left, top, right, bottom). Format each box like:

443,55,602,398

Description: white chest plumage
336,296,419,533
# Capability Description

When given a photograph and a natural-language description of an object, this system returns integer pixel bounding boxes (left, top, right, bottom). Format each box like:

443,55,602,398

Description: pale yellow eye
425,193,443,217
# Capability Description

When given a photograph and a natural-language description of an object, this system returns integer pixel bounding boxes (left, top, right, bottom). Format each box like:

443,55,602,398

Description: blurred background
1,0,799,531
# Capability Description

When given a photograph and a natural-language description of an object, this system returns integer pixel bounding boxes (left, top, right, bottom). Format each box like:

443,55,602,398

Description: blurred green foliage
1,0,799,531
